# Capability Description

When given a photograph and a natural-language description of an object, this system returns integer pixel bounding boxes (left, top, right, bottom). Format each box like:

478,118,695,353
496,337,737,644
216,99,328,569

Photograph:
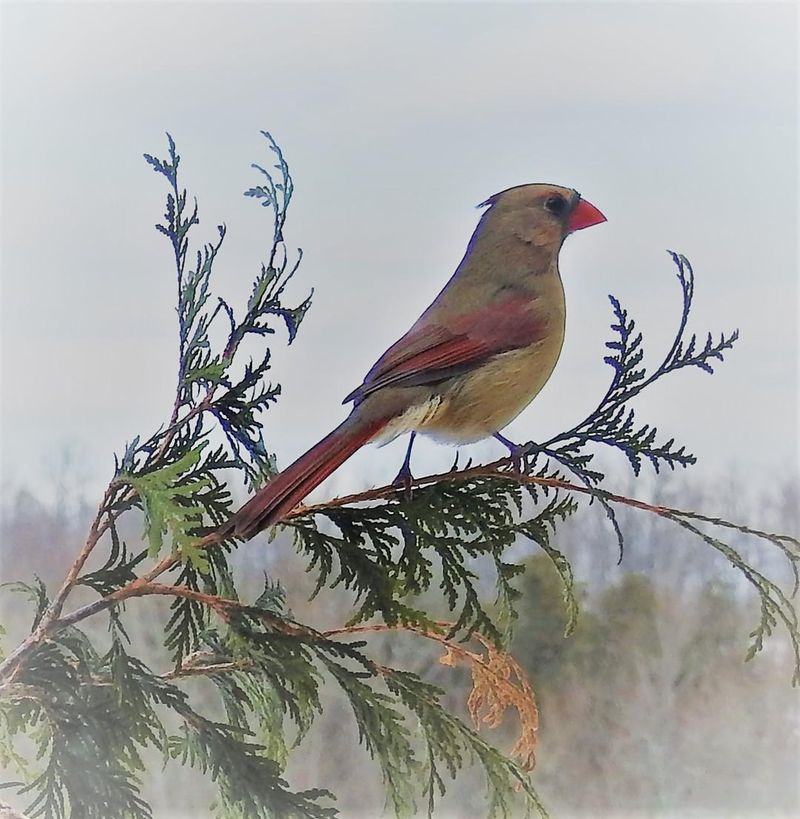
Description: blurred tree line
2,470,797,818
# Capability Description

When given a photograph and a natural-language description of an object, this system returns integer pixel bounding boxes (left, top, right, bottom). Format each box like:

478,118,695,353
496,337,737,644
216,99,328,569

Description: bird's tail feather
221,413,389,540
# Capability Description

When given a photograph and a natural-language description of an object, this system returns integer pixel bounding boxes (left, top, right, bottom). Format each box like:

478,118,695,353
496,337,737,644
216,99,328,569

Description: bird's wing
344,295,547,403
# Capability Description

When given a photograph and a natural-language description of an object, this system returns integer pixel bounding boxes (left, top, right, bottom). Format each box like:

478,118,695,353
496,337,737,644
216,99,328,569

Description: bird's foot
392,461,415,500
494,433,537,474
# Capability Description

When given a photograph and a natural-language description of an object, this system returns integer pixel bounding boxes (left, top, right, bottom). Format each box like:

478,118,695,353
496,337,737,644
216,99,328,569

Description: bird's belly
417,340,563,444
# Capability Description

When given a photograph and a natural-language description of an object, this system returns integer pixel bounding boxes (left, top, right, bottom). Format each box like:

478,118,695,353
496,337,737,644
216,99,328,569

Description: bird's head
479,183,606,249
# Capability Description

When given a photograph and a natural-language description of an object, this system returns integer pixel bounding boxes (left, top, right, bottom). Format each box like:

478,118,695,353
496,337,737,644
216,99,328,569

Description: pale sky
1,1,797,507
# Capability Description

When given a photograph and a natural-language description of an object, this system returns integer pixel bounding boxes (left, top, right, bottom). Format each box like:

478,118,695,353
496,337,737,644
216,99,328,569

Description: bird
223,184,606,540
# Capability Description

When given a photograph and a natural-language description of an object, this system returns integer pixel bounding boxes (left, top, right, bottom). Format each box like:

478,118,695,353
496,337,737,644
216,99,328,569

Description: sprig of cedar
0,132,797,819
509,251,739,562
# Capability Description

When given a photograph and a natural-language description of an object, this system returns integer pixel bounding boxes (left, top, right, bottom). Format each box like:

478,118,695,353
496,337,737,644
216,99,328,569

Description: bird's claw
495,433,537,474
392,462,415,500
508,442,535,474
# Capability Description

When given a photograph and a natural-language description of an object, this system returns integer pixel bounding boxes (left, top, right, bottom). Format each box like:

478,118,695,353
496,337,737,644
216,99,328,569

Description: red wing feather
344,296,546,403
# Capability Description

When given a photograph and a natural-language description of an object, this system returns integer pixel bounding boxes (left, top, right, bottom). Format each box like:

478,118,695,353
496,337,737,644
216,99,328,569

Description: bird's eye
543,195,567,216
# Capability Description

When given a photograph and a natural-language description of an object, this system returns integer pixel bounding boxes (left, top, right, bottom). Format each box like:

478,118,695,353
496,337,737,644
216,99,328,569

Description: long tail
221,413,389,541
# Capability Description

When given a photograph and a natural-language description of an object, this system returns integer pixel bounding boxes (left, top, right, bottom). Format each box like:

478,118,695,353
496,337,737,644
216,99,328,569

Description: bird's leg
494,432,536,473
392,432,417,499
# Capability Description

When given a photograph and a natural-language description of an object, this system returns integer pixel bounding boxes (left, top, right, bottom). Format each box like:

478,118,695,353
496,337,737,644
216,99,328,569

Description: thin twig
151,394,213,464
162,659,256,680
285,460,671,521
49,483,118,618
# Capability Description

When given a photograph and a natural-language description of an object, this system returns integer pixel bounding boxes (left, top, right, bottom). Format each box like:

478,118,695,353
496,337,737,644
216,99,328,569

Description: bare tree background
2,470,797,817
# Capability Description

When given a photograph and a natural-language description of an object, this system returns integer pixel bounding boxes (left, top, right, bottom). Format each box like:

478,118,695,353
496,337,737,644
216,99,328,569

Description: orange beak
568,197,607,232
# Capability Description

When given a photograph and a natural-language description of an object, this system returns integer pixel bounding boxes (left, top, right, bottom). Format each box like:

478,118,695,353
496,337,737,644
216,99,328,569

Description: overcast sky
1,1,797,509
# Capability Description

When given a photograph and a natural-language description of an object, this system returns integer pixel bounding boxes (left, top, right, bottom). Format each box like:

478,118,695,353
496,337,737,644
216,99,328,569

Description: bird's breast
417,322,565,444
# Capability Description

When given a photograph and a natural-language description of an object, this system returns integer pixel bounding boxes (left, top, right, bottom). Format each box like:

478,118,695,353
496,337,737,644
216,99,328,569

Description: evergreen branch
5,466,769,627
4,131,796,819
382,669,548,819
6,459,797,688
115,595,545,816
0,132,308,684
324,622,540,773
537,251,738,480
284,460,671,520
661,515,800,684
138,583,312,639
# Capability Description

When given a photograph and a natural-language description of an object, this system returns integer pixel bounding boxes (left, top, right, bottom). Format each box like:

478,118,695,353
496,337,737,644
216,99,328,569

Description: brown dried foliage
439,631,539,771
331,622,539,772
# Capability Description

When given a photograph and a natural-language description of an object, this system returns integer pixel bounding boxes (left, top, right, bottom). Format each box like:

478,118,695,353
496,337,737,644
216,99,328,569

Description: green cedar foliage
0,132,798,818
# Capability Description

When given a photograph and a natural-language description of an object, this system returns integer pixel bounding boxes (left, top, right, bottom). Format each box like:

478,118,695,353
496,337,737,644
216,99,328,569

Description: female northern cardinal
224,184,606,539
